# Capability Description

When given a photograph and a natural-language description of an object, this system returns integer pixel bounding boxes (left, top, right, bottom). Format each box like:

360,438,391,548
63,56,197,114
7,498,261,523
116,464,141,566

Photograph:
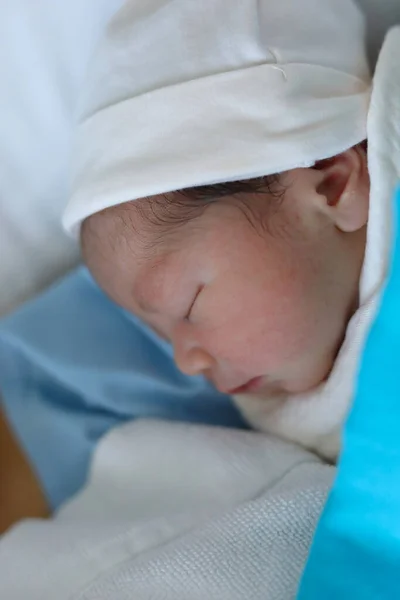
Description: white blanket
0,421,333,599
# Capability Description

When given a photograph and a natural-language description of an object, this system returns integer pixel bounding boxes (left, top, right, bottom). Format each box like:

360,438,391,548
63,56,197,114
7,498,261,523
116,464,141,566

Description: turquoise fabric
298,186,400,599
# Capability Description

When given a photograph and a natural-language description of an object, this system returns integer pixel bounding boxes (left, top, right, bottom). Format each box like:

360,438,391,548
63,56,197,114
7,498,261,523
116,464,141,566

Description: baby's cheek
212,285,312,373
253,283,312,356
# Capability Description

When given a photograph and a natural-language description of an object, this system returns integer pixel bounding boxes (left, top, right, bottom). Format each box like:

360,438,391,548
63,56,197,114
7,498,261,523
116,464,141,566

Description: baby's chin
236,360,334,399
232,376,328,421
277,375,328,396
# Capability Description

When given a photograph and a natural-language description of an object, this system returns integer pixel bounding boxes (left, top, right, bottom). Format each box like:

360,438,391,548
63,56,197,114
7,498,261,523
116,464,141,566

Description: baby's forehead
82,175,287,274
81,195,195,271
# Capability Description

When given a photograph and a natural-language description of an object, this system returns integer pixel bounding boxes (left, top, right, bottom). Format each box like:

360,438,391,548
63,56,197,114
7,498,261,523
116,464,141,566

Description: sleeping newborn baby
81,152,369,456
66,0,374,460
2,0,397,530
83,151,369,396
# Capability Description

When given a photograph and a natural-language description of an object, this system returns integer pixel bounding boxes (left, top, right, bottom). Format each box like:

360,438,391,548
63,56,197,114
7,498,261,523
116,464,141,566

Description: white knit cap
63,0,371,235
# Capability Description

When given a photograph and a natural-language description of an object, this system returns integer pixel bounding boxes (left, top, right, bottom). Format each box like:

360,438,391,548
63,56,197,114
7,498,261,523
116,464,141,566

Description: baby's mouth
227,376,265,396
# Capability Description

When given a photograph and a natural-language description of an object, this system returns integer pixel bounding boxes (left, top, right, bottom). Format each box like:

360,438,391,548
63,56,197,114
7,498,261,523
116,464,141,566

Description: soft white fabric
0,0,123,316
63,0,371,235
0,420,333,599
234,27,400,460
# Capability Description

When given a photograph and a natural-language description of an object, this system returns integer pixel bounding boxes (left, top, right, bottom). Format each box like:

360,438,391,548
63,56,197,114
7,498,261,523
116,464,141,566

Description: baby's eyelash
185,286,204,321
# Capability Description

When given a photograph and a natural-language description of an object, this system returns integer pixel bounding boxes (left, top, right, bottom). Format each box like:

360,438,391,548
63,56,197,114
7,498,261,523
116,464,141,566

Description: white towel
63,0,370,235
0,420,333,600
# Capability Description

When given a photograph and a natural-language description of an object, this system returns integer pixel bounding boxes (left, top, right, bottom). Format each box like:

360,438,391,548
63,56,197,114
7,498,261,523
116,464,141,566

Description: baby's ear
314,146,369,233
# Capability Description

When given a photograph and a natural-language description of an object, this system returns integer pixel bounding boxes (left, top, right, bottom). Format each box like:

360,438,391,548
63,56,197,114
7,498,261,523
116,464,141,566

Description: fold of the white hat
63,0,371,236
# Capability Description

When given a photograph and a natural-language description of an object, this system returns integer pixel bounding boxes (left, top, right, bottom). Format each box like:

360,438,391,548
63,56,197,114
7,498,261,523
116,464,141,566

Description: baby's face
84,152,368,397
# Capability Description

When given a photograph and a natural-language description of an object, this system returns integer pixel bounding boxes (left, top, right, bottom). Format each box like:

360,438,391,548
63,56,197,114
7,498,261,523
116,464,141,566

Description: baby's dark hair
81,174,285,266
140,174,284,230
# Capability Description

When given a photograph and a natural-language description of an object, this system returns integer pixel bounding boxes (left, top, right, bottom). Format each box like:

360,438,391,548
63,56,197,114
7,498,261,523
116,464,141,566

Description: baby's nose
174,345,214,377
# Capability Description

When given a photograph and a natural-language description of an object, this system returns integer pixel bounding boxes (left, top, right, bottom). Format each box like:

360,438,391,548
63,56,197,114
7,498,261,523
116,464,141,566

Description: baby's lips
227,376,265,396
